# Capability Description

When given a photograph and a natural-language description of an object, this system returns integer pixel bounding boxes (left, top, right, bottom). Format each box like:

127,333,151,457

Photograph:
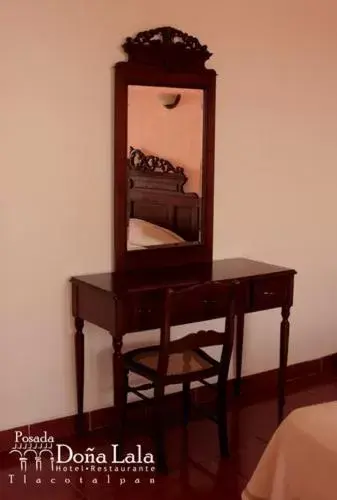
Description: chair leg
216,377,229,457
153,383,167,474
181,386,190,474
182,381,191,427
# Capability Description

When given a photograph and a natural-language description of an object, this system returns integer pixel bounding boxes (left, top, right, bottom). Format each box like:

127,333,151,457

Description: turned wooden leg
182,381,191,427
75,317,85,434
112,335,124,457
278,305,290,423
234,313,245,396
121,368,129,449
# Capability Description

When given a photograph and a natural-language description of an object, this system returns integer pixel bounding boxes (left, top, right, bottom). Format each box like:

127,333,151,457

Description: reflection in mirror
127,85,204,251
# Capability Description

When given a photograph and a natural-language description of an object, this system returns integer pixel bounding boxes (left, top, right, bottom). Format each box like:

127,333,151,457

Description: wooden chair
122,281,236,472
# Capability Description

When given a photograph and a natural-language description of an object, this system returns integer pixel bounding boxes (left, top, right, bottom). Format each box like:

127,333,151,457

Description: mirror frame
113,26,216,272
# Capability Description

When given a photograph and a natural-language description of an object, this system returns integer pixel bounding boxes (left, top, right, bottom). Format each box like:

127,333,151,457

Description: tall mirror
127,85,204,251
114,27,216,272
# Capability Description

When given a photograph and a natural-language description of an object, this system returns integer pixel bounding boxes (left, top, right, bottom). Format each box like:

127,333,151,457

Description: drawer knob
203,299,217,305
137,308,152,314
263,291,275,296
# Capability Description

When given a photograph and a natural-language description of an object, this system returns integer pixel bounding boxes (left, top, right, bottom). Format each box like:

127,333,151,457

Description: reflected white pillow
128,218,185,248
127,242,145,251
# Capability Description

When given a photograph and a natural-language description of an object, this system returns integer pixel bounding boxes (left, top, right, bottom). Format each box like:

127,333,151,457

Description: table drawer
124,288,228,332
251,275,292,312
124,281,249,332
171,284,231,325
124,291,162,333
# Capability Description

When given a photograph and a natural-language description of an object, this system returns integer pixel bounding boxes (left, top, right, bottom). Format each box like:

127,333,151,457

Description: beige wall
128,86,203,194
1,0,337,431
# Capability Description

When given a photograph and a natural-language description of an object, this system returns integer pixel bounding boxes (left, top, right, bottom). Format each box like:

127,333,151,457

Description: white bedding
127,218,185,250
242,402,337,500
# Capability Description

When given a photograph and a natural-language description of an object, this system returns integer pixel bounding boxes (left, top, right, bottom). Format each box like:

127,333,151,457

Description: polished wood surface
71,258,296,435
71,258,294,293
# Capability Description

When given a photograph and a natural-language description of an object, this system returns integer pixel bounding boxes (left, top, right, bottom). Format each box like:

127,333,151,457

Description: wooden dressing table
70,27,296,438
71,258,295,433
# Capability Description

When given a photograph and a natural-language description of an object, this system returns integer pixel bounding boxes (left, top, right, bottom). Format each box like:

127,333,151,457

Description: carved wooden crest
128,147,190,193
122,26,212,70
128,147,185,176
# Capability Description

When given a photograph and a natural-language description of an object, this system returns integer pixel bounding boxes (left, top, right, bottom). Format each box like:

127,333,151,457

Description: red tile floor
1,379,337,500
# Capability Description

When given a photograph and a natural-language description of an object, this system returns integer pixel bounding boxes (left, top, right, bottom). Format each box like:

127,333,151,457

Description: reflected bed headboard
128,147,200,242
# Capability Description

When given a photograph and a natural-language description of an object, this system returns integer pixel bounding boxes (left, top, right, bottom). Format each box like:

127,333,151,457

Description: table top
71,258,296,294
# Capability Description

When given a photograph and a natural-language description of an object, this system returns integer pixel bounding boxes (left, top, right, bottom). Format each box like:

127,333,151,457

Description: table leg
112,335,124,456
75,317,85,434
234,313,245,396
278,305,290,423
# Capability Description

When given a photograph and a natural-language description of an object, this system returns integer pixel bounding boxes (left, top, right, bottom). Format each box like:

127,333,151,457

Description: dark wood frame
128,147,201,242
113,27,216,272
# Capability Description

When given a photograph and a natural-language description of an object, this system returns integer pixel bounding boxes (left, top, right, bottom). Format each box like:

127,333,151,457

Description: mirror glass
127,85,204,251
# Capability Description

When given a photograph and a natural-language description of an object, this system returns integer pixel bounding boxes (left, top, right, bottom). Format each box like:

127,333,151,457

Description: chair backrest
157,281,237,378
